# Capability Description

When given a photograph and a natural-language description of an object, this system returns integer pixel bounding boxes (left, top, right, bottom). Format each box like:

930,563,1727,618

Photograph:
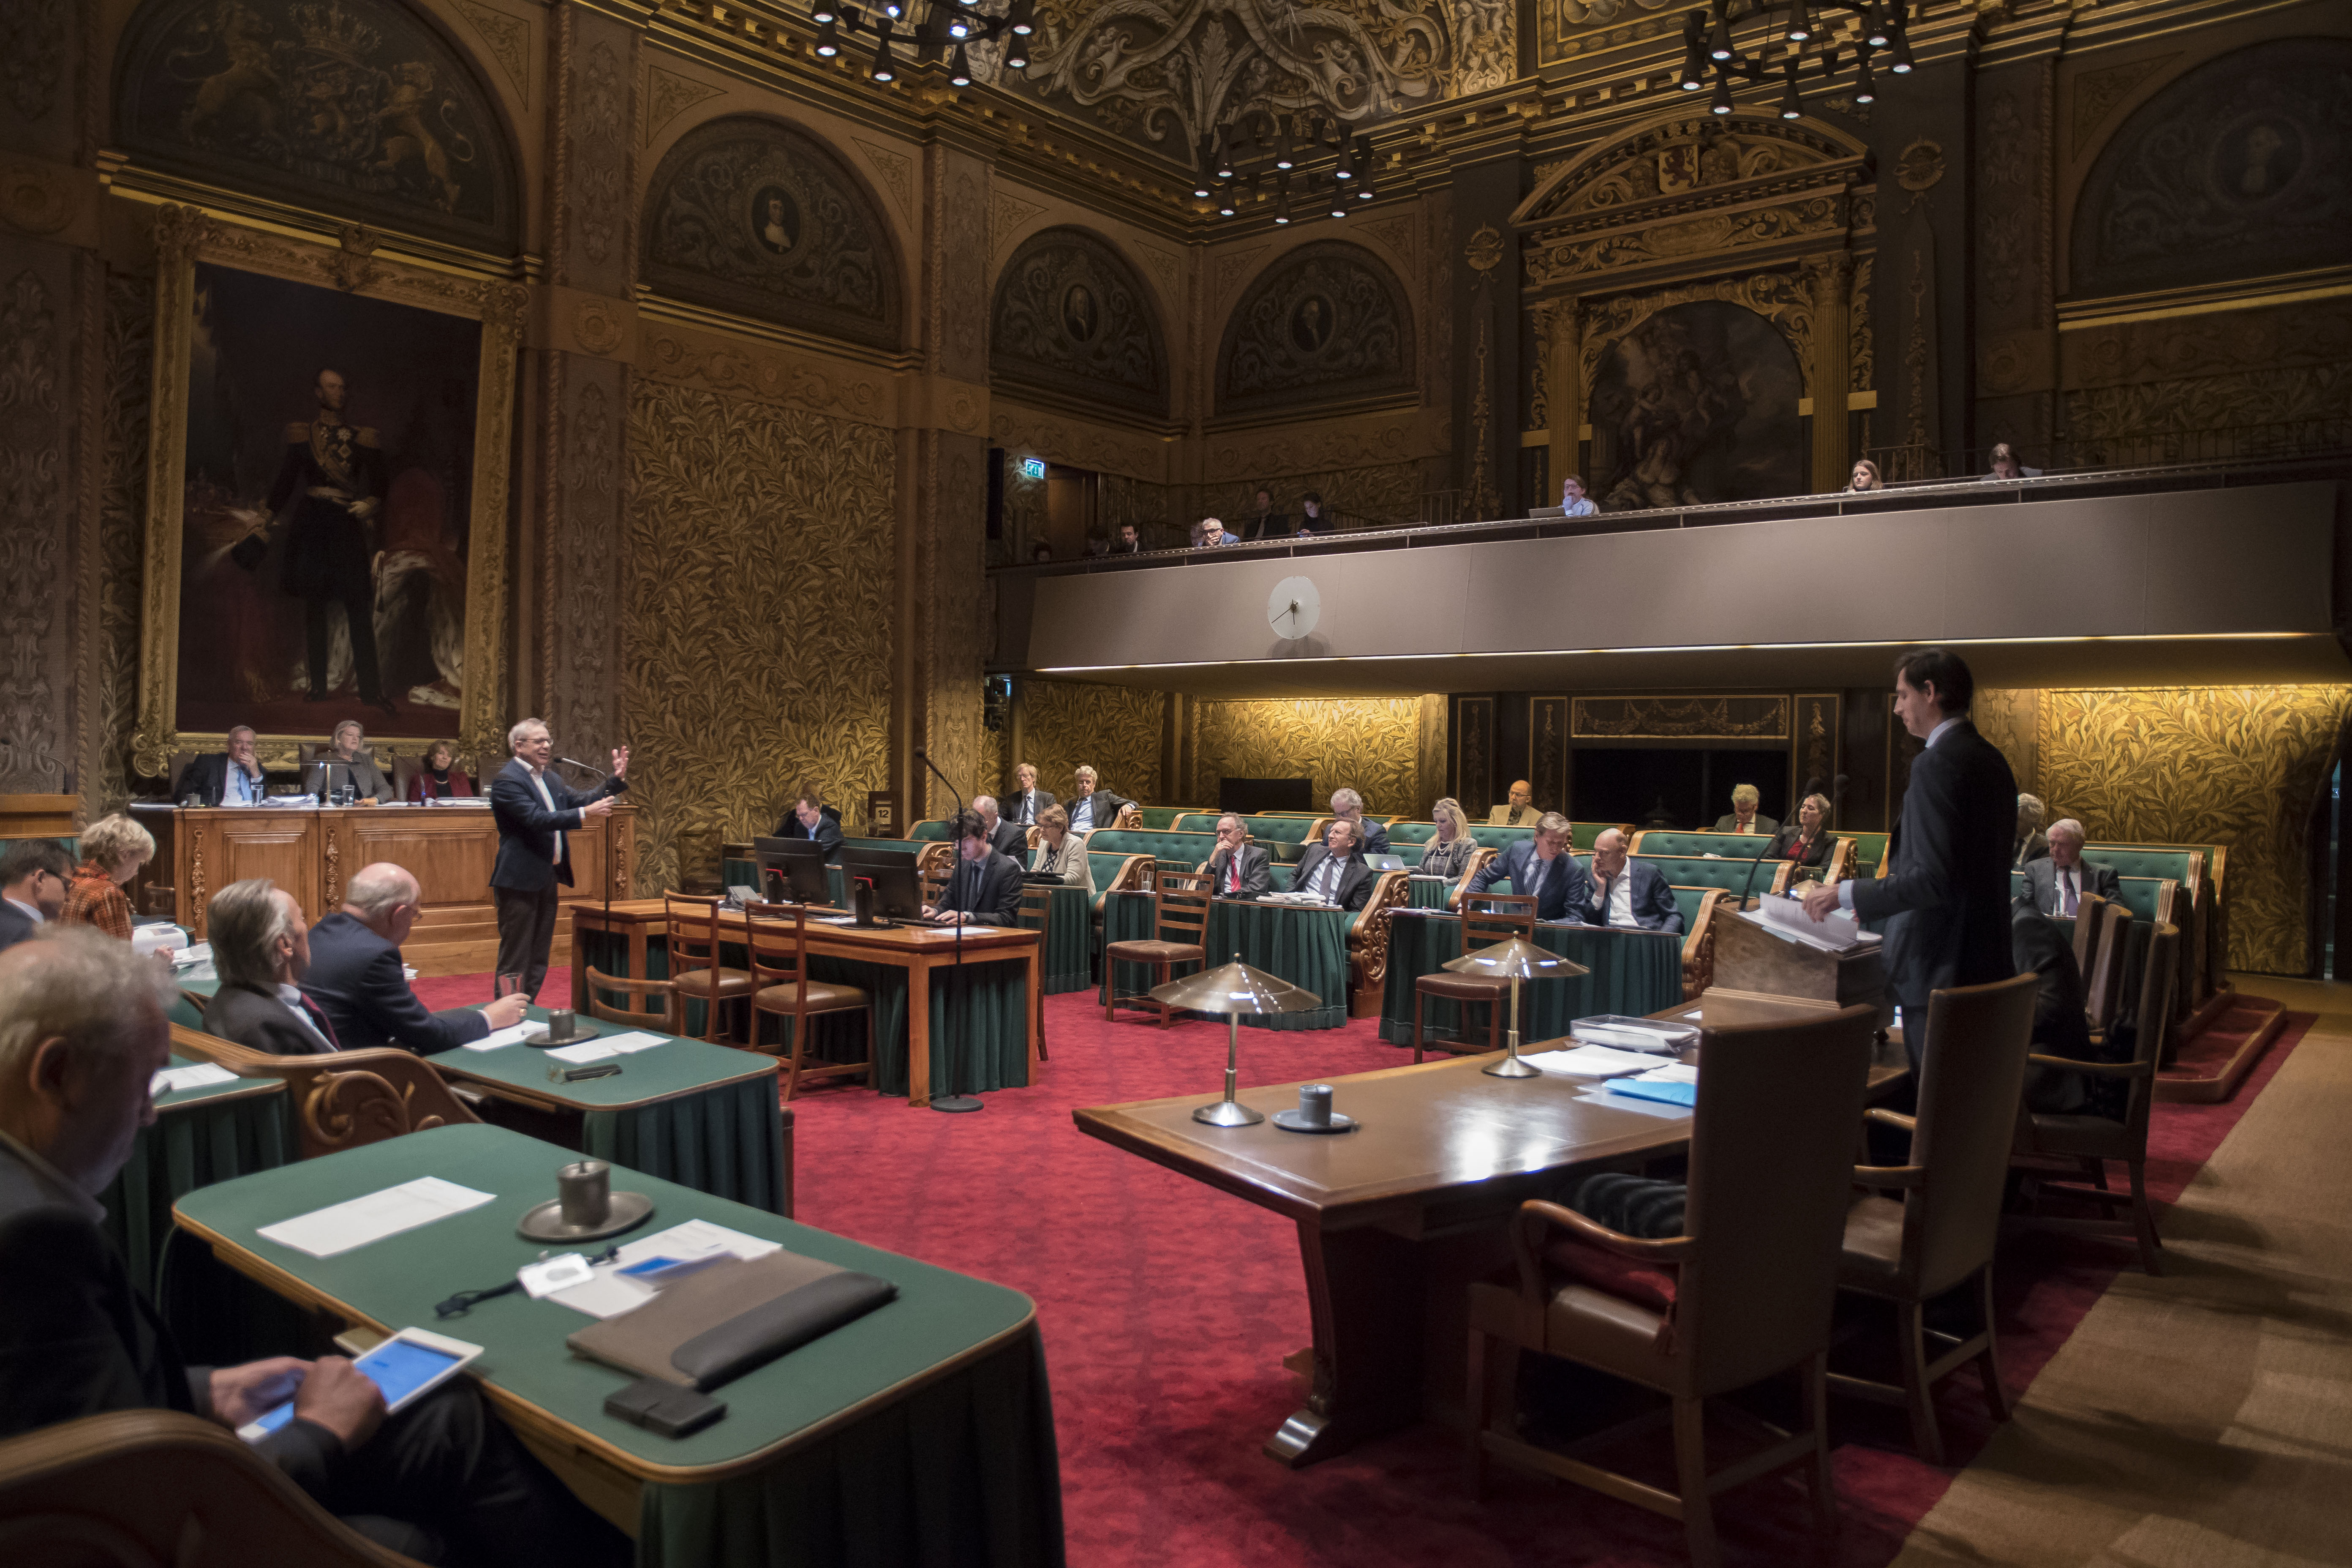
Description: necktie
299,993,341,1051
2062,870,2077,916
1228,854,1241,894
1526,856,1548,911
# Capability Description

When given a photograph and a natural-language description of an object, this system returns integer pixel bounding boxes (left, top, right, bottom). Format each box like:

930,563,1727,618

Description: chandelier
1679,0,1915,117
1198,113,1378,226
808,0,1035,85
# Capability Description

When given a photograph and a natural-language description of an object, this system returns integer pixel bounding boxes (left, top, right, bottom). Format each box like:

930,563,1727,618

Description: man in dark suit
490,718,628,998
925,811,1022,926
1328,788,1390,855
773,791,844,849
1292,819,1376,911
173,725,271,806
973,795,1029,859
1582,828,1684,934
1712,784,1779,836
201,878,343,1056
0,931,629,1565
1066,766,1130,834
1805,648,2018,1073
305,863,525,1051
2017,818,2119,917
1467,812,1591,922
2014,793,2050,867
1205,813,1273,899
2012,898,2098,1114
1244,488,1288,541
0,839,70,953
1005,763,1056,828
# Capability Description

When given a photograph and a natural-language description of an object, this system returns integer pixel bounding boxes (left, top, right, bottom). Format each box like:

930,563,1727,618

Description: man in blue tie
173,725,270,806
1466,812,1590,922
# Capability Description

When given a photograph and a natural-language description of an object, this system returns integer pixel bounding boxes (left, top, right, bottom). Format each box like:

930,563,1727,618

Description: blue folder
1606,1077,1698,1108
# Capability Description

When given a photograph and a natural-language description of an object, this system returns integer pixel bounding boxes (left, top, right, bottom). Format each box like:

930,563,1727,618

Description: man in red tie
1206,814,1271,898
199,878,347,1055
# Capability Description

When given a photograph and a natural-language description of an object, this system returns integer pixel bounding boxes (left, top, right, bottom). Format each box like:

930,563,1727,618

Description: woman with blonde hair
60,814,155,940
1418,798,1478,881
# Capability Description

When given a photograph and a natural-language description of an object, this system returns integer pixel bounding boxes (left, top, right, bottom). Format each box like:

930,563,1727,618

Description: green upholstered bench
1842,831,1889,879
834,836,919,859
1132,806,1197,830
906,819,953,842
1082,828,1222,869
1474,852,1725,1001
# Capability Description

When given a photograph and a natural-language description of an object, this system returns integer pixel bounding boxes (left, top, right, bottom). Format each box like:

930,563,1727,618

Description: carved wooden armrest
1511,1199,1695,1304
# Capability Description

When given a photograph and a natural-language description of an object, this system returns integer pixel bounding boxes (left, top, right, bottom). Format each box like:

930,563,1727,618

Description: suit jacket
205,981,337,1057
1064,790,1128,833
1416,837,1478,881
773,806,844,848
2014,829,2050,867
1712,813,1781,835
1291,844,1374,912
174,752,268,807
1584,859,1684,934
983,818,1029,859
0,901,36,953
1029,829,1092,886
936,851,1023,925
1850,720,2020,1014
490,758,626,892
1340,818,1391,855
2014,904,2097,1114
1487,805,1542,827
2017,856,2120,917
301,911,489,1054
316,754,392,803
1467,840,1592,924
1206,844,1273,899
1764,825,1837,870
405,766,475,803
0,1140,342,1496
1005,788,1058,826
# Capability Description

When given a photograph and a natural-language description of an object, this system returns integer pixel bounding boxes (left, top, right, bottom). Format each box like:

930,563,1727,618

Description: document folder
567,1249,898,1390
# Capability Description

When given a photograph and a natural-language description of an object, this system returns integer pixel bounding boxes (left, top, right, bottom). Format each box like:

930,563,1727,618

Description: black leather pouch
604,1376,727,1437
670,1271,899,1391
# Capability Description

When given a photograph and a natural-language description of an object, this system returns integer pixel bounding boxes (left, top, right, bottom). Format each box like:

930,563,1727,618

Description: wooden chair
745,903,872,1101
1103,870,1212,1027
581,948,681,1032
1467,1004,1880,1568
0,1410,427,1566
2011,922,2180,1274
1411,893,1533,1063
1448,846,1500,911
1830,970,2040,1463
1016,882,1055,1061
663,890,755,1043
170,1024,480,1162
2080,899,2134,1044
2069,890,2105,975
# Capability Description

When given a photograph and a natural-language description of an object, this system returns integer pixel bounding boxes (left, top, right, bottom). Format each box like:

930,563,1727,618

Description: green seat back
1462,823,1537,851
1671,886,1710,932
1631,830,1781,859
906,820,954,842
1843,831,1889,877
1242,816,1319,841
1171,813,1224,833
2082,847,2199,888
1086,850,1142,896
1132,807,1192,830
1082,828,1221,868
1635,853,1778,898
2012,868,2175,925
1269,863,1295,893
835,836,917,860
1386,821,1438,846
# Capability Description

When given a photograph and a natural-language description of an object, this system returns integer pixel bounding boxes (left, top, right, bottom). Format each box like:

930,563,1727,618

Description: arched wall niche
991,226,1170,420
1214,240,1416,418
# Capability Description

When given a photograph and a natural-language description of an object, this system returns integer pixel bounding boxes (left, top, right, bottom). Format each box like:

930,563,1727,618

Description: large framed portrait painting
133,207,520,778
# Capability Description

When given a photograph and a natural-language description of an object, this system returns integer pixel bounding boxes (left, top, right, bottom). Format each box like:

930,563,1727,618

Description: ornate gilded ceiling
969,0,1514,162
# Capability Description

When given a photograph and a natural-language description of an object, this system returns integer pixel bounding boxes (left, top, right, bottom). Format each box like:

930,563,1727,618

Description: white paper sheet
544,1040,617,1064
1634,1063,1699,1085
1576,1089,1690,1120
1745,895,1878,953
600,1032,670,1055
257,1177,495,1259
463,1021,540,1052
1518,1043,1661,1078
152,1062,237,1095
548,1218,783,1319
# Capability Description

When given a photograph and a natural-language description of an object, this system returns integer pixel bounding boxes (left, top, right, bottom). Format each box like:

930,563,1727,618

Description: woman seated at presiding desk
1026,804,1091,885
1762,792,1838,874
1417,798,1478,881
315,719,392,803
405,738,474,801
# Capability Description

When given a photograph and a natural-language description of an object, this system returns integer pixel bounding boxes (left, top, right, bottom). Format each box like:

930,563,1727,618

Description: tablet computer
238,1327,483,1442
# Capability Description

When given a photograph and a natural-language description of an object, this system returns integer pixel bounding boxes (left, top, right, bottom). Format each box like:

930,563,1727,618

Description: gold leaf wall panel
622,379,896,893
1192,698,1424,816
1971,688,2040,796
2036,685,2352,975
1017,678,1165,803
97,275,155,816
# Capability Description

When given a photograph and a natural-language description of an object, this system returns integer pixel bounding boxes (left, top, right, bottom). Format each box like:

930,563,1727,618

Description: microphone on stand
555,748,624,1015
911,745,982,1114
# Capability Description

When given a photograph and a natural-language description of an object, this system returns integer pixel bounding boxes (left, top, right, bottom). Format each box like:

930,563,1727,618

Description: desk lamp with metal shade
1151,955,1323,1126
1440,936,1589,1078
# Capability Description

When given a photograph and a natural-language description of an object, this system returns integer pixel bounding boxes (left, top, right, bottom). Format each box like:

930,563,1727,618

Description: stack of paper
1744,894,1878,953
550,1218,783,1319
257,1177,495,1259
544,1032,670,1065
1517,1043,1661,1078
151,1062,237,1095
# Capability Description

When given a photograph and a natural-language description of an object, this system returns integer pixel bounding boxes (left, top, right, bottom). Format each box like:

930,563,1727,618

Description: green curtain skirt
1379,914,1683,1046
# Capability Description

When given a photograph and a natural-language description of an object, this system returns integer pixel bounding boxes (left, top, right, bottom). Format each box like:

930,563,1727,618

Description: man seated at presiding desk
1005,762,1055,827
773,789,843,849
1205,813,1273,899
1489,779,1541,827
1290,819,1376,911
1327,787,1389,855
1465,811,1592,923
971,795,1029,859
0,931,628,1565
315,719,392,804
1714,782,1778,835
1064,766,1130,833
202,878,346,1055
305,863,528,1051
923,811,1023,926
1026,804,1090,885
2018,818,2119,917
174,724,271,806
1584,828,1684,933
0,841,71,954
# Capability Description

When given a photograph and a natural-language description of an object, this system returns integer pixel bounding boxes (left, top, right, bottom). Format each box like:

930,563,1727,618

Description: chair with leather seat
1103,870,1212,1027
1829,969,2040,1464
745,902,871,1100
2079,898,2133,1044
1412,893,1534,1063
2011,922,2179,1274
663,890,755,1043
1466,1002,1879,1568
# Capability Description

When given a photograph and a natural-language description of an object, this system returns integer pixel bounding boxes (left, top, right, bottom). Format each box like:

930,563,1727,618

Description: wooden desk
103,1055,288,1297
1073,1004,1906,1467
570,901,1042,1108
128,803,636,977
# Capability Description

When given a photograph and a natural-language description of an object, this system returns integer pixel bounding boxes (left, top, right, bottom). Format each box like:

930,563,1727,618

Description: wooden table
128,802,636,977
1073,998,1906,1467
570,901,1042,1108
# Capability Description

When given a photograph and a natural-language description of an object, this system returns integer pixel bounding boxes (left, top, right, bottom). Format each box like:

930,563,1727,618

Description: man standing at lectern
1803,648,2015,1073
490,719,628,1000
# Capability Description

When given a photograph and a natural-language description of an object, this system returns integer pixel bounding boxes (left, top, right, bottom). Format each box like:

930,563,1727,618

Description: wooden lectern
0,795,78,844
1699,904,1892,1029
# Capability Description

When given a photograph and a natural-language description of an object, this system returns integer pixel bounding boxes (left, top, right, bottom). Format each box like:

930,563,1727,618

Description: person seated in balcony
1987,441,2042,480
1846,458,1883,492
1111,523,1144,555
1297,493,1329,535
1418,798,1478,882
1197,517,1236,546
1713,784,1778,836
1244,487,1287,541
405,739,473,802
1559,475,1598,517
1489,779,1541,827
1764,792,1838,875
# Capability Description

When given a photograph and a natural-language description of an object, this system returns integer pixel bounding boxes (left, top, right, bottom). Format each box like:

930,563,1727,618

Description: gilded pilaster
1805,252,1854,491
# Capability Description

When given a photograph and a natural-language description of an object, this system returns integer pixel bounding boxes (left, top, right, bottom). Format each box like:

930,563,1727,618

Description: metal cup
557,1160,611,1228
1298,1083,1334,1127
546,1008,576,1042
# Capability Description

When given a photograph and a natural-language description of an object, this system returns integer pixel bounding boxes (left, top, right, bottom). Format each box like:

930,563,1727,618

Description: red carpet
416,970,2311,1565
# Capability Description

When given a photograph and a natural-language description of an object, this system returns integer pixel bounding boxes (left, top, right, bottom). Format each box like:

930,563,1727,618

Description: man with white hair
201,878,341,1055
1065,765,1130,833
2014,793,2050,867
972,794,1027,858
304,862,527,1052
0,930,630,1563
490,718,628,999
1582,828,1684,933
2018,819,2119,918
1328,788,1389,855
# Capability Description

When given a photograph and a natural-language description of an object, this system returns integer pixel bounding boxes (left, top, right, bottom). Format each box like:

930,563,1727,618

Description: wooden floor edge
2155,996,2287,1103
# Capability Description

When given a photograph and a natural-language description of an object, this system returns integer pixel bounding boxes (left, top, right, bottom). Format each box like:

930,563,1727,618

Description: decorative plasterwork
991,189,1050,254
643,65,724,147
454,0,531,102
635,320,896,430
991,400,1168,482
853,137,918,222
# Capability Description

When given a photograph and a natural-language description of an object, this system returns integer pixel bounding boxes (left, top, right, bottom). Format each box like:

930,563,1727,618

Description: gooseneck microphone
910,744,982,1113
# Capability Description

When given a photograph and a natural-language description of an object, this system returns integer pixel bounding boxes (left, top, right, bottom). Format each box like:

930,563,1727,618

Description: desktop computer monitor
751,836,832,904
836,847,925,921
